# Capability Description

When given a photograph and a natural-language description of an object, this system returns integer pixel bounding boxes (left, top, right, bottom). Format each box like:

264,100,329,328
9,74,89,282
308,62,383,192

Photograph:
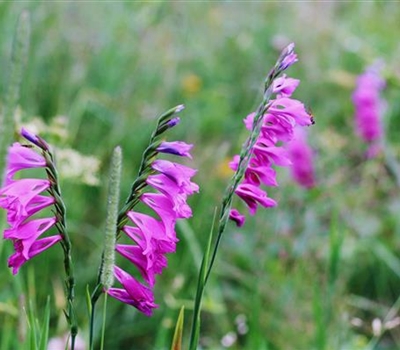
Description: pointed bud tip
285,42,295,53
167,117,181,128
114,145,122,155
20,128,49,150
175,104,185,113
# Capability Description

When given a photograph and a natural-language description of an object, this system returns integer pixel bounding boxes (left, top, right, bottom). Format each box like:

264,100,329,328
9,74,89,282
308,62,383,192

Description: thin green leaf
85,284,92,318
171,306,185,350
100,293,108,350
189,208,216,350
372,241,400,278
27,300,38,350
38,296,50,350
0,318,13,350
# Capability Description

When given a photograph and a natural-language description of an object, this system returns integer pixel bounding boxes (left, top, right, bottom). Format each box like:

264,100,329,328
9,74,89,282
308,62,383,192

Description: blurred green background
1,2,400,349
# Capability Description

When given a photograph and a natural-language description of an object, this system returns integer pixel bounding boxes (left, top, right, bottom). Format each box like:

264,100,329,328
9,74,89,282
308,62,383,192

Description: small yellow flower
181,73,202,95
216,156,234,179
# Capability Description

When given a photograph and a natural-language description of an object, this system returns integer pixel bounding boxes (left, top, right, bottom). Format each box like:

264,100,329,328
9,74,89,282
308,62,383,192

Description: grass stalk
0,11,30,182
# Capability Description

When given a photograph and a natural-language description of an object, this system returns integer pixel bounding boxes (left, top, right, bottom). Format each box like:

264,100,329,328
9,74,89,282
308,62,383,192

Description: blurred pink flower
352,64,385,157
287,127,316,189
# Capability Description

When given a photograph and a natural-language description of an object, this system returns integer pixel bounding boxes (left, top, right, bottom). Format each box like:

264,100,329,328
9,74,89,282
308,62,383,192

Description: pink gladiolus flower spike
229,51,313,225
108,122,198,316
0,129,62,274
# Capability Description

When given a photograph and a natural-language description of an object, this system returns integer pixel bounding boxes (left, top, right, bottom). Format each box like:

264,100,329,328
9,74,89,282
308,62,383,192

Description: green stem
89,106,184,347
204,86,273,285
100,294,108,350
44,150,77,349
188,45,296,349
188,92,270,350
188,210,216,350
89,283,103,350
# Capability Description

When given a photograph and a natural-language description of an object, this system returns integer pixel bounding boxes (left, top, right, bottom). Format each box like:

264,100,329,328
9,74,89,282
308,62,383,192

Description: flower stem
44,149,78,349
117,105,185,228
189,44,297,349
89,105,185,348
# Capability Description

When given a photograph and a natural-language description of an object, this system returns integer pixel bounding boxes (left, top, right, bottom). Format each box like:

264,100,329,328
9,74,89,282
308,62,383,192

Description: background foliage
1,2,400,349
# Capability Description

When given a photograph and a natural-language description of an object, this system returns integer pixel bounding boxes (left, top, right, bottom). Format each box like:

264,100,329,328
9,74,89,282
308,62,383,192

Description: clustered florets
229,72,314,226
107,143,198,315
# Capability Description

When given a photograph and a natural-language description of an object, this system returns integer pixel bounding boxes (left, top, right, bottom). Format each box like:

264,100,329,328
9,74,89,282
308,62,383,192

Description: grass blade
188,208,216,350
170,306,185,350
38,296,50,350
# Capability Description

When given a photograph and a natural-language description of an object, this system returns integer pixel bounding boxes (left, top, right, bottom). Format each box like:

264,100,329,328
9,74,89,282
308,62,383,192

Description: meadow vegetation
1,2,400,349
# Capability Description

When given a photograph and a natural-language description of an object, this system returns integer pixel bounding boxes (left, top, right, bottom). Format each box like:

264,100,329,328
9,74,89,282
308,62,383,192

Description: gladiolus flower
8,234,62,275
107,266,158,316
4,143,47,185
157,141,193,158
229,52,313,225
0,130,62,274
107,124,198,316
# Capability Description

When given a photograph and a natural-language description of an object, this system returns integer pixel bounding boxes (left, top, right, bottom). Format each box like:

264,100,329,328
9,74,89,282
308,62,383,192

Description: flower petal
235,183,277,215
0,179,51,223
4,217,57,259
229,209,246,227
107,266,158,316
151,159,199,195
8,234,62,275
147,174,193,218
5,143,46,184
157,141,193,158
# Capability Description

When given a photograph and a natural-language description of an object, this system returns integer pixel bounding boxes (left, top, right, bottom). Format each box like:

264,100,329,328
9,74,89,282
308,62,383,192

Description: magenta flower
235,183,277,215
4,217,61,274
287,127,316,188
229,209,246,227
0,179,54,226
106,133,198,316
151,159,199,195
4,143,47,185
273,75,300,97
147,174,194,219
141,193,178,239
8,234,62,275
352,64,385,157
229,67,313,225
0,131,62,274
157,141,193,158
106,266,158,316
